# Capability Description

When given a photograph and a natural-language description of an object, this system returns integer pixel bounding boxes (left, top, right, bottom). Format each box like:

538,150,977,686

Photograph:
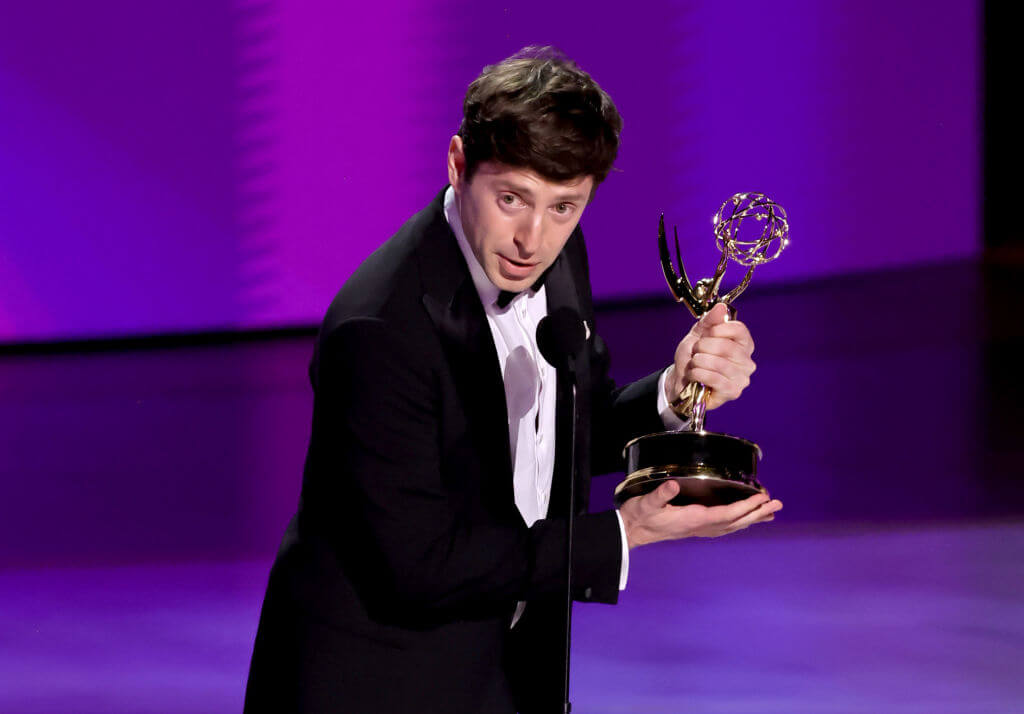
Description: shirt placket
514,299,548,517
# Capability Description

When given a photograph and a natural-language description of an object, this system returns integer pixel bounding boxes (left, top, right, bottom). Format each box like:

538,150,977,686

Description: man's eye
501,194,517,205
555,203,572,214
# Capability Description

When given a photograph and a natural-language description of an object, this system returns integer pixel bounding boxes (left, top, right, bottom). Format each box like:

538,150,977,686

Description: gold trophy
614,193,789,507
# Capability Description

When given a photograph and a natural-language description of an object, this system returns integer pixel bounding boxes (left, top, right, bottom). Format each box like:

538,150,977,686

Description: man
244,47,781,713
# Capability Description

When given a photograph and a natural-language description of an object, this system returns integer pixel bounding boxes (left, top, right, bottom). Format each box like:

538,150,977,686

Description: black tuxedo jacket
244,188,664,713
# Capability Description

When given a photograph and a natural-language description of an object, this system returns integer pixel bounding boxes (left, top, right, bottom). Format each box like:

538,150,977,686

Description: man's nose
513,211,544,257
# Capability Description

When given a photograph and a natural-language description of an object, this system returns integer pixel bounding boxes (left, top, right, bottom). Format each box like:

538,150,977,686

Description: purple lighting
0,0,979,342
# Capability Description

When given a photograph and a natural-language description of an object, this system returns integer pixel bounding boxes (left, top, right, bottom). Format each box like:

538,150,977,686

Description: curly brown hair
457,47,622,186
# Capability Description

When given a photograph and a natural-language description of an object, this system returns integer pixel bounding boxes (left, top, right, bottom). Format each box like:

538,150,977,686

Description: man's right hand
617,479,782,549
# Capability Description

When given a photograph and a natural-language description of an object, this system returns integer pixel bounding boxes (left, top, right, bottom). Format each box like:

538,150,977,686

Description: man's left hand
665,302,756,412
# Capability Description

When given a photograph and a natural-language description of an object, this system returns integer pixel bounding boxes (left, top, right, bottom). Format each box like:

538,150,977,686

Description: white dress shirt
443,187,686,620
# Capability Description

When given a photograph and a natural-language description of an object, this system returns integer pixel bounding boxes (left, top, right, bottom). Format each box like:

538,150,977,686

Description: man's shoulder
322,188,452,330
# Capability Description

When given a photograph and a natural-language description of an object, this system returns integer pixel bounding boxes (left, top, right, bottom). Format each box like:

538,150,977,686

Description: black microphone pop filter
536,307,586,373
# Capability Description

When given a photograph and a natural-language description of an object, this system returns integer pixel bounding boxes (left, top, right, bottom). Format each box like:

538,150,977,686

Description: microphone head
536,307,586,372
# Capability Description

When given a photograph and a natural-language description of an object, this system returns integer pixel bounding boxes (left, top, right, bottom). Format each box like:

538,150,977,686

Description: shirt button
583,587,593,600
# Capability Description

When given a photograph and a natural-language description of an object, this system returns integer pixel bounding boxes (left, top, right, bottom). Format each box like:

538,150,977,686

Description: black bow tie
494,260,556,309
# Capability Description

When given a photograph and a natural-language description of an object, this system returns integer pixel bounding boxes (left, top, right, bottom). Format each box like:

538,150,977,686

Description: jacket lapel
417,192,515,515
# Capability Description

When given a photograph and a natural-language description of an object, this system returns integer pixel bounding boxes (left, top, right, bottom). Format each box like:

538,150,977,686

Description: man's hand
618,480,782,549
665,302,756,412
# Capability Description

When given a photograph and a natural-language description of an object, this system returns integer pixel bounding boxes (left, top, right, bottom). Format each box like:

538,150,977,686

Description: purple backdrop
0,1,979,342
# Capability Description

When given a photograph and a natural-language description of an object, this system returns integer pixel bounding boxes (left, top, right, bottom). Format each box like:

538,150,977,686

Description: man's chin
492,274,536,293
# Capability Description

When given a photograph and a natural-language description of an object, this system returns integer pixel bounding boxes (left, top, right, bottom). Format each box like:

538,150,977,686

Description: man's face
447,136,594,293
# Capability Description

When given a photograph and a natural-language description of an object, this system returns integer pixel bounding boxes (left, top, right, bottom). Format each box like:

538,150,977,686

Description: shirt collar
444,185,503,309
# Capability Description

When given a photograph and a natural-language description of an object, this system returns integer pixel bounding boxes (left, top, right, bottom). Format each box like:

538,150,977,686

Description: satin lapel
417,197,514,514
541,246,583,336
543,234,593,517
543,246,591,396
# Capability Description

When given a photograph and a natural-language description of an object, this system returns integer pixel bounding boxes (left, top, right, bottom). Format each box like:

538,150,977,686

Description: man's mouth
497,254,539,279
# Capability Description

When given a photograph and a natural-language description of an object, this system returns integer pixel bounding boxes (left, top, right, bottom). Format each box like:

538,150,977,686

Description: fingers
726,498,783,532
687,353,749,382
717,492,771,520
689,342,756,375
695,330,755,361
702,302,730,326
677,309,753,367
620,487,781,547
706,320,754,349
685,370,735,401
681,322,756,405
651,486,769,522
683,358,750,401
692,303,730,337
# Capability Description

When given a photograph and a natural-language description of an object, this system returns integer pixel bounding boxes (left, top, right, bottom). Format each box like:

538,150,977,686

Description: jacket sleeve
306,316,622,621
587,334,666,476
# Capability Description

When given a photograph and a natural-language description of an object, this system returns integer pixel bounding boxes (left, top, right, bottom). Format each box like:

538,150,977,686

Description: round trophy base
614,430,764,508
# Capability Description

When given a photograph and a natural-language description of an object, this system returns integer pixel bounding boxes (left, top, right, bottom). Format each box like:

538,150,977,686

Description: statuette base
614,430,764,508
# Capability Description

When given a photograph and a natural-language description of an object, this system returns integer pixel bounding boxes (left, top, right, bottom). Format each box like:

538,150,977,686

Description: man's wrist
614,509,630,589
618,505,642,550
662,364,677,403
619,510,634,550
657,366,691,429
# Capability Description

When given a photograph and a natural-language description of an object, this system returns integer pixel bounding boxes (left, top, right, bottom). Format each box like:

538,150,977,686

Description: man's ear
447,135,466,189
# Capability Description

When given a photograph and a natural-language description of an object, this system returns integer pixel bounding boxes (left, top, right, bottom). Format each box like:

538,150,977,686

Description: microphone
536,307,586,375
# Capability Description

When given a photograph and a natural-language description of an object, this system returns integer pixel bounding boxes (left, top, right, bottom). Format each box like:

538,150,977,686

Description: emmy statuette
614,193,789,508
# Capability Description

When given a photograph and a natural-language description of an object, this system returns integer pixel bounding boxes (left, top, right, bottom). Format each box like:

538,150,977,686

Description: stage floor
2,522,1021,712
2,259,1022,711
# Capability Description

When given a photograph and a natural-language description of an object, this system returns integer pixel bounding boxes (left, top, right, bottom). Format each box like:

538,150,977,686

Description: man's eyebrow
495,181,588,203
494,181,536,198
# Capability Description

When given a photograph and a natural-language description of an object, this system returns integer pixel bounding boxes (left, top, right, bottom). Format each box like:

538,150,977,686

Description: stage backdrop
0,0,979,342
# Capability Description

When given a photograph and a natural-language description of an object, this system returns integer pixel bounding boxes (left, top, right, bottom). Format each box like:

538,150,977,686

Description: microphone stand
536,307,586,714
562,359,577,714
